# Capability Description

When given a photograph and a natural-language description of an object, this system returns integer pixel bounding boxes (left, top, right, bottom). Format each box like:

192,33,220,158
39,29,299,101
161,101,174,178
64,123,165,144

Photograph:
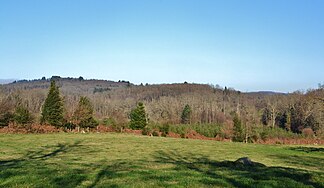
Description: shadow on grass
87,150,323,188
1,143,323,187
289,146,324,153
152,150,323,188
0,141,87,187
269,154,324,172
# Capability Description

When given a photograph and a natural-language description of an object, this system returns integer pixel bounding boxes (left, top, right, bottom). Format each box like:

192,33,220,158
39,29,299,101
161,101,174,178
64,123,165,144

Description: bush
258,127,302,140
0,112,13,127
302,128,314,137
159,124,170,136
102,117,116,127
13,106,33,125
64,122,76,130
191,124,220,138
260,131,269,141
142,127,151,136
152,130,159,137
169,124,187,136
79,117,99,129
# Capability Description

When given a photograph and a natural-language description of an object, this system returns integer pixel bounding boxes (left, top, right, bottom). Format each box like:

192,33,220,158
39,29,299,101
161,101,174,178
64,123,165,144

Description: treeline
0,78,323,142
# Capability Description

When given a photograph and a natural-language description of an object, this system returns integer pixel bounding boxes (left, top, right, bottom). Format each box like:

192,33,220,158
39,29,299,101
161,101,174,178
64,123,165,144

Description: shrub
73,96,98,129
13,105,33,125
152,130,159,137
102,117,116,127
169,124,187,136
159,124,170,136
260,131,269,141
142,127,151,136
79,117,99,129
64,122,76,130
302,128,314,137
0,112,13,127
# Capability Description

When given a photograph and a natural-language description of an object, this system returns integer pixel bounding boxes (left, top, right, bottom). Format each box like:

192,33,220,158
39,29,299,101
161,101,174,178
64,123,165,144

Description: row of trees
0,81,98,130
0,80,195,132
0,79,323,139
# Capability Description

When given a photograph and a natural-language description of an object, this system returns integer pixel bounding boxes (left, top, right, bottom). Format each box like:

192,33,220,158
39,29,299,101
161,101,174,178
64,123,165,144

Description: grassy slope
0,133,323,188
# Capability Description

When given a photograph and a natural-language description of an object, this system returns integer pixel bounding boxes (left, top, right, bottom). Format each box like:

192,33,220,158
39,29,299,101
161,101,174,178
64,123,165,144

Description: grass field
0,133,323,188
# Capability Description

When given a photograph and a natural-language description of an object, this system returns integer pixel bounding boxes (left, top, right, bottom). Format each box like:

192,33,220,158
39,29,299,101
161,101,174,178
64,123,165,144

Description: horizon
1,0,323,92
0,76,320,93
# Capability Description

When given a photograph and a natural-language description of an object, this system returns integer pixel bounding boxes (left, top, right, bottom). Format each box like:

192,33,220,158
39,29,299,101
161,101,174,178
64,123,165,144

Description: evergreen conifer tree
233,114,244,142
130,102,147,130
73,96,98,129
14,105,33,125
181,104,191,124
41,81,64,127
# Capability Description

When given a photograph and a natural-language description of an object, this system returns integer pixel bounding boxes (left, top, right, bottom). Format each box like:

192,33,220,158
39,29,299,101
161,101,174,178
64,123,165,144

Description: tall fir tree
181,104,191,124
41,80,64,127
129,102,147,130
73,96,98,129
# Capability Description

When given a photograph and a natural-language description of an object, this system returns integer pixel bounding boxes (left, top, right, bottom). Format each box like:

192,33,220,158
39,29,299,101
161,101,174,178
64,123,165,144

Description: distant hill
0,79,15,85
1,76,132,95
247,91,287,95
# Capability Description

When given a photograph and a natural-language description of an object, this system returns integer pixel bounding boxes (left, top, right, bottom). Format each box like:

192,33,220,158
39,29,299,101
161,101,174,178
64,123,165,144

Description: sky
0,0,323,92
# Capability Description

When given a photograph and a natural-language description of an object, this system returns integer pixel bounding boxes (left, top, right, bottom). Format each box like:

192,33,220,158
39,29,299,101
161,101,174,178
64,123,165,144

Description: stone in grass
234,157,266,167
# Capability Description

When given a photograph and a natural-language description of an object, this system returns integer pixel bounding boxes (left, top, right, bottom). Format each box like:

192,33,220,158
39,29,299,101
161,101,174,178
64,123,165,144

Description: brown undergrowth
0,124,323,145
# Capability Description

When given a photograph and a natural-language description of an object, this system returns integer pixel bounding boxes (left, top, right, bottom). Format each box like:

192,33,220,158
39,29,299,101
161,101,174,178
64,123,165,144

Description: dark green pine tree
232,114,244,142
73,96,98,129
14,105,33,125
181,104,191,124
130,102,147,130
41,80,64,127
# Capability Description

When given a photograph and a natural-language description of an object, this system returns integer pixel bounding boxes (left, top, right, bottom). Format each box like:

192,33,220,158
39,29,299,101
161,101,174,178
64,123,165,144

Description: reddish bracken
0,125,323,145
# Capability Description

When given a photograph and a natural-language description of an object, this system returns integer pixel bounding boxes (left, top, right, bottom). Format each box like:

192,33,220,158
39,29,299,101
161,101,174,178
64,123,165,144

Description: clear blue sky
0,0,323,92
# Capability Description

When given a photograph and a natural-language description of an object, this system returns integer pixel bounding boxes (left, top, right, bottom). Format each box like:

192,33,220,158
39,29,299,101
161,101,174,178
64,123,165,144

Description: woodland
0,76,323,144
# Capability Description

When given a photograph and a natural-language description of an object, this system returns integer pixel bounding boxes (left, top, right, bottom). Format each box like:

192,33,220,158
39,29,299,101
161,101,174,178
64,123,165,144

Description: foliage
41,81,64,127
261,108,271,126
129,102,147,130
142,127,152,135
13,105,33,125
152,130,159,136
181,104,192,124
0,96,15,127
102,117,116,127
80,117,99,129
73,96,98,129
63,122,76,130
258,127,303,139
159,124,170,136
233,115,244,142
1,77,323,138
0,112,13,127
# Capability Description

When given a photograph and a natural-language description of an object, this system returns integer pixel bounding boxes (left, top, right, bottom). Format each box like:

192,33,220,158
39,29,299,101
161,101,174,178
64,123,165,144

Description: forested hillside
0,76,323,141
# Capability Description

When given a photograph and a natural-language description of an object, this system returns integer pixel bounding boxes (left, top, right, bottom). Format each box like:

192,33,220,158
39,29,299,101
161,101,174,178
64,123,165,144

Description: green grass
0,133,323,188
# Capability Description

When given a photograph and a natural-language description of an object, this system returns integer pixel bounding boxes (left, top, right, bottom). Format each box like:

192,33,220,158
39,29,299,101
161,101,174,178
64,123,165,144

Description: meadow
0,133,323,188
